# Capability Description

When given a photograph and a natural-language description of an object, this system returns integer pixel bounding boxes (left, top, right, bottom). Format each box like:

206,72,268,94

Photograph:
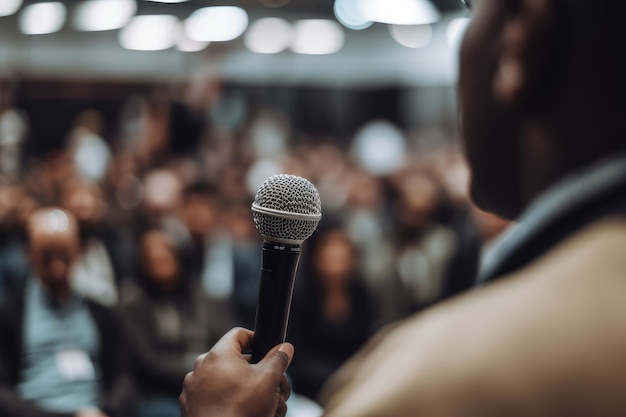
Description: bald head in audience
27,208,80,298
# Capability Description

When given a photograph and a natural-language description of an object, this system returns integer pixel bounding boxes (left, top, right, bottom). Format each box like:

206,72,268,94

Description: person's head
395,172,440,231
182,182,221,240
26,208,80,295
138,229,181,293
308,221,358,291
347,170,385,211
224,201,259,243
459,0,626,219
142,168,183,218
60,180,107,234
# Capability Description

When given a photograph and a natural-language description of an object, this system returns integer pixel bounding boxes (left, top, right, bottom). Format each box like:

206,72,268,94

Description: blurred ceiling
7,0,466,19
0,0,469,87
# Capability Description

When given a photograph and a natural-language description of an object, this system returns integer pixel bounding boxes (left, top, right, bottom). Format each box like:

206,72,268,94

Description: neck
321,279,349,296
519,123,563,209
518,67,626,208
520,119,626,212
43,284,72,306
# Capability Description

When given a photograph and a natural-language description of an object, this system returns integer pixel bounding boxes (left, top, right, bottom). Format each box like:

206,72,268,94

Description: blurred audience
0,77,28,180
180,182,262,328
120,228,232,417
138,169,190,247
0,82,508,412
288,219,374,401
67,110,112,184
342,170,396,327
61,180,118,307
222,201,264,328
0,183,37,296
391,172,461,312
181,182,231,299
0,208,131,417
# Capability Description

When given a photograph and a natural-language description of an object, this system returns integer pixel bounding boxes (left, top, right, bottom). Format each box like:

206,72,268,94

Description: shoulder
322,219,626,417
0,281,26,318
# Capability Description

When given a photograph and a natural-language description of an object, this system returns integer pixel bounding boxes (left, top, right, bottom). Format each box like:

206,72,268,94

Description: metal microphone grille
252,174,322,244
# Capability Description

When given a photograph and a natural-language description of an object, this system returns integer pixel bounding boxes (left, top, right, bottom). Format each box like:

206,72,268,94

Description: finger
194,353,207,370
259,342,294,377
279,373,291,402
212,327,254,356
179,392,188,417
182,372,193,392
275,400,288,417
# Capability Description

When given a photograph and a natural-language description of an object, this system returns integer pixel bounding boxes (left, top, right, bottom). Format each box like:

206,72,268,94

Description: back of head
458,0,626,218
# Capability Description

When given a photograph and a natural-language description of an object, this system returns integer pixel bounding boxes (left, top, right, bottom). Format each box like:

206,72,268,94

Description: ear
493,0,557,106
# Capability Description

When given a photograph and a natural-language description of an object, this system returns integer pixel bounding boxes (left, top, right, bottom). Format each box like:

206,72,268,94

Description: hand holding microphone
250,174,322,363
180,328,294,417
180,174,321,417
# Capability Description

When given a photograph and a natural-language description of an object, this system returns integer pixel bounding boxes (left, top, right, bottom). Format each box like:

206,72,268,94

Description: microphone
250,174,322,363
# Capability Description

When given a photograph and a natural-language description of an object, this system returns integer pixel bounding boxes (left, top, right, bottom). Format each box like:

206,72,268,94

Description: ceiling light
19,2,66,35
143,0,188,3
291,19,345,55
0,0,22,17
73,0,136,32
119,15,178,51
359,0,440,25
390,24,432,48
185,6,248,42
176,23,209,52
334,0,372,30
244,18,293,54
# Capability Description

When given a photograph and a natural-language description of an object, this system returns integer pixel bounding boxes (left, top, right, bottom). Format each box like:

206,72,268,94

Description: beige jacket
321,219,626,417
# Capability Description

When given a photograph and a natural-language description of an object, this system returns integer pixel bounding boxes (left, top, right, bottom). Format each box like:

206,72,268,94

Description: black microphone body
251,241,301,363
249,174,321,363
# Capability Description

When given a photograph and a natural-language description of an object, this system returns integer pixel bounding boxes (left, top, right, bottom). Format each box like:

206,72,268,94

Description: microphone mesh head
252,174,321,244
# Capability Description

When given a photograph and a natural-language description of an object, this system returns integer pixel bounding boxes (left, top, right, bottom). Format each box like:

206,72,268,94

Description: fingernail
278,343,294,360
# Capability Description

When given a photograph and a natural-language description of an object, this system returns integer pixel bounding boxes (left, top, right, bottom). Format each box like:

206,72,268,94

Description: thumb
259,343,294,376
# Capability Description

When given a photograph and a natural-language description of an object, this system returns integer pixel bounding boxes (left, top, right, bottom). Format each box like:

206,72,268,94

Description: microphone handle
251,240,302,364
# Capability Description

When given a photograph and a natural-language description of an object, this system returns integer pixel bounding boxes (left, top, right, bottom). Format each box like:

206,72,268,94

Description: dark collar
479,155,626,283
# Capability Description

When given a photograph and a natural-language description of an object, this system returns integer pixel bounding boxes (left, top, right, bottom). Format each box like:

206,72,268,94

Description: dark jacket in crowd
0,280,132,417
288,278,374,401
120,276,232,402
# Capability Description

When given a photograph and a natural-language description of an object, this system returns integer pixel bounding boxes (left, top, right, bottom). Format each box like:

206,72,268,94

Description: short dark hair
184,181,219,199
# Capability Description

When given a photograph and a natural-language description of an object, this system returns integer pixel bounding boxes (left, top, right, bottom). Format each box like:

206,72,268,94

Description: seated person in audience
61,180,118,307
0,208,130,417
181,183,262,328
288,220,374,401
120,228,232,417
0,183,35,296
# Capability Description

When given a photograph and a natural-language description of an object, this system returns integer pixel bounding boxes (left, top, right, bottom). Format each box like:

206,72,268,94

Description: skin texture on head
27,208,80,299
459,0,626,219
